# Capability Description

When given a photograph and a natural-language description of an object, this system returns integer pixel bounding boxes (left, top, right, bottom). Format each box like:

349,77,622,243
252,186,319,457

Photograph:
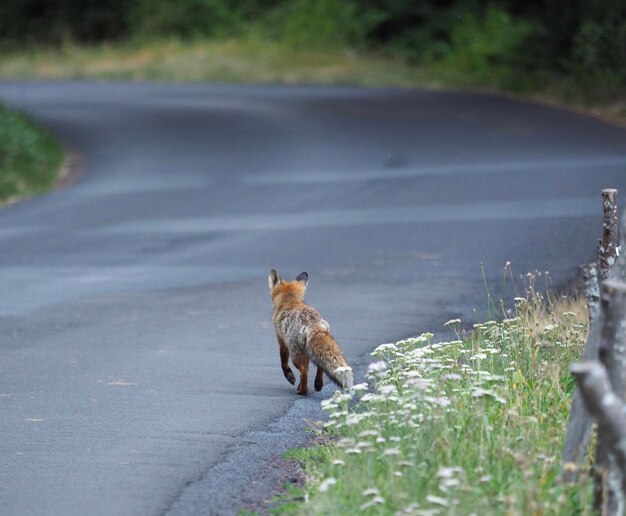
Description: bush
569,17,626,95
0,104,64,202
262,0,367,49
434,5,535,86
128,0,268,40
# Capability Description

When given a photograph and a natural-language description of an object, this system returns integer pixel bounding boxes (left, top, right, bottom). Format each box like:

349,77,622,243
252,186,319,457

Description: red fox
268,270,353,395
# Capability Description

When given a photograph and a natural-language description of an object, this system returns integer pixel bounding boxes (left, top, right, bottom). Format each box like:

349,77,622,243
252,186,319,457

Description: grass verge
0,38,623,126
276,292,593,514
0,39,430,88
0,103,64,205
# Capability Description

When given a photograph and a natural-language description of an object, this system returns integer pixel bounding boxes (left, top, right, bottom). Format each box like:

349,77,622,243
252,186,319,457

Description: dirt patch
55,151,85,191
236,455,308,514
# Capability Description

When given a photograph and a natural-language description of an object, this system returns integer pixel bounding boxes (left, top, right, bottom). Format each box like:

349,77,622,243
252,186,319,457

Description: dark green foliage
262,0,366,49
128,0,274,39
0,0,129,44
0,104,64,202
0,0,623,95
349,0,624,92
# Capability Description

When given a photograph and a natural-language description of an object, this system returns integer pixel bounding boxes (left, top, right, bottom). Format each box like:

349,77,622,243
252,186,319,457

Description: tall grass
283,291,592,514
0,39,427,87
0,104,64,204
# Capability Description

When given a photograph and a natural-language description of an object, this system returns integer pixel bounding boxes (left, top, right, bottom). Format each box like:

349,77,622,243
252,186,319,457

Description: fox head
268,269,308,302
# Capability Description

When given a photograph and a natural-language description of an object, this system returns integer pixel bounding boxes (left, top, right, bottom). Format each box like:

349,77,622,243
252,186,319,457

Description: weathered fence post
583,263,601,325
598,280,626,406
594,280,626,514
599,189,619,280
562,190,619,477
572,361,626,512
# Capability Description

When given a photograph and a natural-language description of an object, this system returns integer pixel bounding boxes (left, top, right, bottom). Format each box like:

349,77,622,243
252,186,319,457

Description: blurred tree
0,0,623,93
128,0,277,39
0,0,129,44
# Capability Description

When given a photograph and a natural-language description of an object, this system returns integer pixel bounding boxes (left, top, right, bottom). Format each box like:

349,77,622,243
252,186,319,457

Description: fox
268,269,353,395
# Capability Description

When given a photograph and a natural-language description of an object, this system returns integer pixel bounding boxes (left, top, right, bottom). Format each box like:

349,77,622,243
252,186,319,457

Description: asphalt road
1,82,626,515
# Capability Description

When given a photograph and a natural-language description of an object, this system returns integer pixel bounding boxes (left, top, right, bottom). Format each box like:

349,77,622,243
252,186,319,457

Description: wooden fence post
583,263,601,325
594,280,626,514
562,189,619,477
572,361,626,514
599,189,619,281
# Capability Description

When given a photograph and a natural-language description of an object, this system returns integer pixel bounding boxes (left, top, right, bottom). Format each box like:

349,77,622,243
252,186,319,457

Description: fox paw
314,378,323,391
283,368,296,385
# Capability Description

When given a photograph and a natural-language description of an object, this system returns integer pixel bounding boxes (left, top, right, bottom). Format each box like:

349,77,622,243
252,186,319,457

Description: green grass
0,103,64,205
279,293,593,514
0,38,433,88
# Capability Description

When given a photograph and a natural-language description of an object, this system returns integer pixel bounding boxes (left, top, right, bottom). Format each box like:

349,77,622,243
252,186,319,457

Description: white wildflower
378,384,397,395
426,495,449,507
368,361,388,373
372,343,396,355
353,382,369,393
318,477,337,493
345,414,361,426
424,396,451,407
404,378,433,391
444,318,461,327
360,496,385,510
471,387,505,403
436,467,463,479
332,459,345,466
362,487,380,497
439,478,460,491
400,503,420,514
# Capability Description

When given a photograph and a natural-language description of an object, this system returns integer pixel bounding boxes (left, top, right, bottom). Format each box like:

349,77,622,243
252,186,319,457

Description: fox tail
307,331,353,392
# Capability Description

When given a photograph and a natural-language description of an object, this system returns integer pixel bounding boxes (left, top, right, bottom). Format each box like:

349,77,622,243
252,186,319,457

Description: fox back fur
268,269,353,395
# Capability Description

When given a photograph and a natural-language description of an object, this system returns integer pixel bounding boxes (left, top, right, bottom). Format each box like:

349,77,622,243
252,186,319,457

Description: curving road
1,82,626,515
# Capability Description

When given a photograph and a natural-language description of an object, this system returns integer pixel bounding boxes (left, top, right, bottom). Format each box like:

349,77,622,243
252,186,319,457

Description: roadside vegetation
0,103,64,205
0,1,624,123
274,278,592,514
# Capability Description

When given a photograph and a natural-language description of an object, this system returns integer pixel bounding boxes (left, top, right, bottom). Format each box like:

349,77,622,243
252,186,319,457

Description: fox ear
269,269,281,290
295,272,308,285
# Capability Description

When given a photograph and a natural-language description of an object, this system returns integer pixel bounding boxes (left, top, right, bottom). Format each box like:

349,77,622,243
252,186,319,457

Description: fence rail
562,188,626,515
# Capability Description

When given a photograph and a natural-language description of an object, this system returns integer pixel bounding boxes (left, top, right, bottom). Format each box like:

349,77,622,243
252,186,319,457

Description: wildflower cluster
300,302,593,515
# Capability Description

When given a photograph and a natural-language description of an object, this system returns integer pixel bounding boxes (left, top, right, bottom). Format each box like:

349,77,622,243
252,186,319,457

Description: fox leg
292,354,309,395
314,365,324,391
277,335,296,385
